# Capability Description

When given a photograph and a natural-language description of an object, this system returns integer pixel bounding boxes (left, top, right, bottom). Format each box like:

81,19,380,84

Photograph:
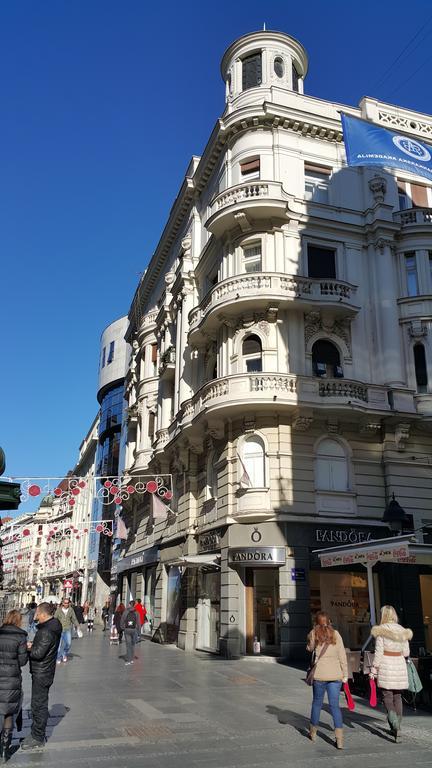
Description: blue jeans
57,629,72,660
310,680,343,728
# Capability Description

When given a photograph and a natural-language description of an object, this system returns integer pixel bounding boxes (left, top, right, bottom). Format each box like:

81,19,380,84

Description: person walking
54,597,80,663
370,605,412,742
306,611,348,749
101,600,110,632
86,605,96,632
0,610,28,762
113,603,125,643
133,599,146,643
21,602,62,751
120,601,141,665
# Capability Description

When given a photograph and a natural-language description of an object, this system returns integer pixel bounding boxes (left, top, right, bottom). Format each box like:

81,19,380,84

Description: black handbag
306,643,329,686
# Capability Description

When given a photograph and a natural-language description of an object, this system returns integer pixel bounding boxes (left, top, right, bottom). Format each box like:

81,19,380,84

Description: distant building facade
87,316,129,612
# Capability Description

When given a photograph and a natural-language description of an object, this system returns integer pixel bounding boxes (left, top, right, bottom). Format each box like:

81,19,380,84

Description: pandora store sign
228,547,286,566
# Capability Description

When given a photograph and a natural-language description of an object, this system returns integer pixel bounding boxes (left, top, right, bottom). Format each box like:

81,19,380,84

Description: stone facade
117,30,432,657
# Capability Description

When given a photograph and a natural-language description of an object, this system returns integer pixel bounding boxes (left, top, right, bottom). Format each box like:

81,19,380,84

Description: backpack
125,611,137,629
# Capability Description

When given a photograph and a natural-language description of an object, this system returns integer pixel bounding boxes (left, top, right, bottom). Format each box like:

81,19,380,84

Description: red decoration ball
104,480,112,488
146,480,158,494
28,485,41,497
54,487,62,497
127,485,135,494
164,491,173,500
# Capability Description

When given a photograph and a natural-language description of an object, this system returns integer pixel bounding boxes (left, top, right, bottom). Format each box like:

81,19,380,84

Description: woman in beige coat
307,612,348,749
370,605,412,742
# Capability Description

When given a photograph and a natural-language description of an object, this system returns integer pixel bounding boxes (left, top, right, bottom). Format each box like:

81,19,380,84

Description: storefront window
310,570,370,649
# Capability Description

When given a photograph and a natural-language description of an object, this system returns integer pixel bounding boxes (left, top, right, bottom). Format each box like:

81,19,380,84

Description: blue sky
1,0,432,512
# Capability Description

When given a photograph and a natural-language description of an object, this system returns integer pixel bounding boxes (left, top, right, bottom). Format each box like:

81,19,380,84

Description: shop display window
310,570,370,649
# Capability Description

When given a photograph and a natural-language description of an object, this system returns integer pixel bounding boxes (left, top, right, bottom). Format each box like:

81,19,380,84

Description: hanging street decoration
3,474,172,509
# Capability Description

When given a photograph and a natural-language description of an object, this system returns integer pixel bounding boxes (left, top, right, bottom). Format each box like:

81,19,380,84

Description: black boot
1,730,12,762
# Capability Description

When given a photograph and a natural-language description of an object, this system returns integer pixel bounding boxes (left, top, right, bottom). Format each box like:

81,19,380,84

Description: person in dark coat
0,610,28,762
20,603,62,750
113,603,125,642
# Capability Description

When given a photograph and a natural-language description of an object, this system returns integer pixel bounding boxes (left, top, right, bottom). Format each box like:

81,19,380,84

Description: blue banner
341,114,432,182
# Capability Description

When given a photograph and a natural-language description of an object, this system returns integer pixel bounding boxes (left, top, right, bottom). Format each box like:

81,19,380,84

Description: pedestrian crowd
0,595,420,759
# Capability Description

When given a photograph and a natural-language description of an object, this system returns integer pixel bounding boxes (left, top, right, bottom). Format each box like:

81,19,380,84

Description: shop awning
314,534,432,568
169,554,221,569
314,534,432,626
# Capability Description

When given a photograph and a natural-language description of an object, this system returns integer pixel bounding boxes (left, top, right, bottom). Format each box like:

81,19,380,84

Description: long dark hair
313,611,337,645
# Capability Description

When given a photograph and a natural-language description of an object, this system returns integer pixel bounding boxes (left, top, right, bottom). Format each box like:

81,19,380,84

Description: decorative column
372,238,405,387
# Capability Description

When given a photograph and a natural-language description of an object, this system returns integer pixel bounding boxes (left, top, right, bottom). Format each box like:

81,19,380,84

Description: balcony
189,273,358,340
177,373,396,433
206,181,291,236
393,208,432,229
159,346,176,379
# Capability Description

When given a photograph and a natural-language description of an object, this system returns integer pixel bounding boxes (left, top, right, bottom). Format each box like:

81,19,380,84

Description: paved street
10,632,432,767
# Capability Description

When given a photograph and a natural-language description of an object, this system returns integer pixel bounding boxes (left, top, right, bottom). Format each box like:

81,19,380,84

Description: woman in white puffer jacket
370,605,412,742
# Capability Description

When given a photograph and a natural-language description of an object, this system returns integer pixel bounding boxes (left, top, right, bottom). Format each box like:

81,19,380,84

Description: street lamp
382,493,409,535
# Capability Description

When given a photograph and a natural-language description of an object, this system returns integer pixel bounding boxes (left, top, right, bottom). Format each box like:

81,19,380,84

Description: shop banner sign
228,547,286,566
320,542,411,568
342,113,432,182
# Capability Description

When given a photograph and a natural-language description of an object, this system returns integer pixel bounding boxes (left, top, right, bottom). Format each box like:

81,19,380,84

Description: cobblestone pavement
9,632,432,767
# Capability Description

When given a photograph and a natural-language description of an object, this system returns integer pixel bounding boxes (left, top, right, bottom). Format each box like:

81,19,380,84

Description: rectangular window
151,343,158,376
101,347,106,368
397,181,409,210
405,252,419,296
307,244,336,279
292,63,300,92
243,243,262,273
429,252,432,287
411,183,429,208
107,340,115,364
148,412,155,441
242,52,262,90
304,164,331,204
240,158,260,179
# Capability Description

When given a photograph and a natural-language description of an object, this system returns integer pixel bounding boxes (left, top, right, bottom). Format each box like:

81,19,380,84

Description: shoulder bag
306,642,329,686
406,658,423,694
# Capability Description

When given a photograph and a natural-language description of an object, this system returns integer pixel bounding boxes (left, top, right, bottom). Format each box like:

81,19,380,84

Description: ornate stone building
118,29,432,658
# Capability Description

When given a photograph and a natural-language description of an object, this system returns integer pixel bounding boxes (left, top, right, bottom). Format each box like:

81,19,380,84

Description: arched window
242,436,265,488
242,334,262,372
312,340,342,377
274,57,284,78
414,343,428,393
315,439,349,492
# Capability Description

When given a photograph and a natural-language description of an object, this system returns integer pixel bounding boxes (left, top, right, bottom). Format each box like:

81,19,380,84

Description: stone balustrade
393,208,432,226
189,273,357,330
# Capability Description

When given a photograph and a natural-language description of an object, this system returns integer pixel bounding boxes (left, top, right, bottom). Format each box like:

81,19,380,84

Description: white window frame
242,435,266,489
304,164,331,204
240,157,260,181
404,252,419,297
242,241,262,273
242,334,263,373
315,438,350,493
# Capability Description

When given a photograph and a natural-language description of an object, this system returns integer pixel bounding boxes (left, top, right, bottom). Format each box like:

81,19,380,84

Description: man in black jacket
21,603,62,750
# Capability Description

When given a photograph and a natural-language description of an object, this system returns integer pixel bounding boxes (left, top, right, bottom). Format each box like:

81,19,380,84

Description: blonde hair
380,605,399,624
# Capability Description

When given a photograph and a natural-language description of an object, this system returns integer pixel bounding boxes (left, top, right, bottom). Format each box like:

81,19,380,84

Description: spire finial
263,22,266,31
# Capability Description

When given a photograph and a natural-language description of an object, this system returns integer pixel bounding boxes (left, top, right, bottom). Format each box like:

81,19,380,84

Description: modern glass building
87,316,129,611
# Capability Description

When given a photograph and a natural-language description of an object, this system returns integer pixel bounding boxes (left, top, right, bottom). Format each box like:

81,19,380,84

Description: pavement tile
10,632,431,767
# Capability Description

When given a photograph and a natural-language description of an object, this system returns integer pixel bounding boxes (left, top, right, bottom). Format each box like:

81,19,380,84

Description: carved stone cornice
292,410,313,432
395,422,410,451
359,419,381,435
407,320,428,339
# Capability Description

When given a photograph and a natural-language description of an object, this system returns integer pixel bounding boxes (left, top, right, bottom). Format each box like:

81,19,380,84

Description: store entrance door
197,570,220,652
245,568,279,654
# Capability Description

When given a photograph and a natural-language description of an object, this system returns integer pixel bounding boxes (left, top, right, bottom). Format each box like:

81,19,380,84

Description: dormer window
242,52,262,90
274,57,284,78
